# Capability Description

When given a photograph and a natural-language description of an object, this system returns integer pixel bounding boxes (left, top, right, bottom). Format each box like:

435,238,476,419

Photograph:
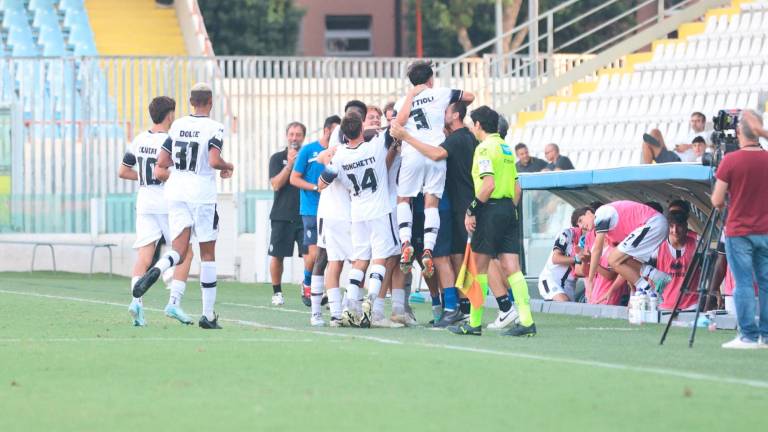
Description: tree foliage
409,0,636,58
198,0,305,55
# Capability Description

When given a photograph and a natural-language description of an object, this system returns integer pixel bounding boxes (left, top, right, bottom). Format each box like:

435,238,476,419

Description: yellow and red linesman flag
455,240,484,308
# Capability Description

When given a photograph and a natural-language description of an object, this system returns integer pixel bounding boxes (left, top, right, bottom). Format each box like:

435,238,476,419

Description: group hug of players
121,62,677,336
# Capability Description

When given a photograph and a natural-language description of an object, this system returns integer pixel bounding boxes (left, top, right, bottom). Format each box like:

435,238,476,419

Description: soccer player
120,96,192,326
391,101,477,327
537,212,585,303
319,113,400,328
291,115,341,324
581,200,672,298
316,100,366,327
393,61,474,277
132,83,234,330
268,122,309,306
449,106,534,337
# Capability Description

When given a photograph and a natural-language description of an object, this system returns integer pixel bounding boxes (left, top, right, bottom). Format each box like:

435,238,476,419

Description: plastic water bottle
628,291,643,325
648,291,658,312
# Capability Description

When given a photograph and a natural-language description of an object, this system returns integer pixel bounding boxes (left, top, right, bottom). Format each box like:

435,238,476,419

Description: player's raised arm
394,84,427,126
460,90,475,104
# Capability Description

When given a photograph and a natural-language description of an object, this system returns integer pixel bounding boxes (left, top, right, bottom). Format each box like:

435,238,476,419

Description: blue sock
303,270,312,287
507,287,515,303
431,294,441,307
444,287,458,311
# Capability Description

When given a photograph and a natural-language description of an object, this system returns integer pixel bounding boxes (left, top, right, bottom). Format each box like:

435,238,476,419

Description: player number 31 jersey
162,115,225,204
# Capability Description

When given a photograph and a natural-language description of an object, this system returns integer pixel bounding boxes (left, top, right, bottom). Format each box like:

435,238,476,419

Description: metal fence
0,54,596,234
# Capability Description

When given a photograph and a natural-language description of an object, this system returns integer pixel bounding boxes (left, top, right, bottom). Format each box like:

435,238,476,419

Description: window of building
325,15,372,56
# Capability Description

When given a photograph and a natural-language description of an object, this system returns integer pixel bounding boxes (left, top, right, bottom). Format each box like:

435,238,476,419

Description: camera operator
711,110,768,349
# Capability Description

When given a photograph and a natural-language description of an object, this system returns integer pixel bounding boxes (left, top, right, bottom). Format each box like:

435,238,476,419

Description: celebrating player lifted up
132,83,234,330
393,61,474,277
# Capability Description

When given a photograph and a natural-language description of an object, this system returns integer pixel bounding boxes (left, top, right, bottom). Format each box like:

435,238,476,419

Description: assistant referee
449,105,536,337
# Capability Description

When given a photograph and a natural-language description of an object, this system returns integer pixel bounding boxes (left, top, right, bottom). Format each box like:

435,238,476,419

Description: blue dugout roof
520,163,715,231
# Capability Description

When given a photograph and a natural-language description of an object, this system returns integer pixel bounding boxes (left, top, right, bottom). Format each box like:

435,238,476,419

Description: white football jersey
122,130,168,215
394,86,463,155
539,228,578,289
317,125,351,221
332,130,393,222
162,115,225,204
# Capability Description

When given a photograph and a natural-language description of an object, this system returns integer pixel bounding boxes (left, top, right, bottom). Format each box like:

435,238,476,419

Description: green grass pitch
0,271,766,431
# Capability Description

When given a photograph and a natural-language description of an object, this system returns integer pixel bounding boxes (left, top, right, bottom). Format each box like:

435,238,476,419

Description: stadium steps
85,0,189,127
84,0,186,55
507,0,768,169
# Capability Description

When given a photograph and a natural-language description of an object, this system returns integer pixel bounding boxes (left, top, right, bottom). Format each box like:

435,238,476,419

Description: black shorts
450,210,469,255
268,219,306,257
433,210,453,258
302,215,318,247
470,198,520,257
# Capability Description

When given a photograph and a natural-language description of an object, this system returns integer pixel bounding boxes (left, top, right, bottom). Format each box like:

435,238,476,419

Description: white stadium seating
512,2,768,168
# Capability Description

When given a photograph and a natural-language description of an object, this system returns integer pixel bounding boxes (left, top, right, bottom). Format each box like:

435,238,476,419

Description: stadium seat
58,0,85,12
62,8,89,29
28,0,56,12
32,8,59,29
2,8,29,29
68,23,94,46
7,25,34,47
0,0,25,12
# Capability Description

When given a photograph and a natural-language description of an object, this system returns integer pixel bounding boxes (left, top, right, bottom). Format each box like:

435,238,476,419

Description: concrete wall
0,194,305,284
295,0,398,57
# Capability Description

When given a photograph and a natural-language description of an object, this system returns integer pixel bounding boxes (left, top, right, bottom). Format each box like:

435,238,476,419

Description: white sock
392,288,405,315
397,202,413,244
423,207,440,251
200,261,217,320
641,264,666,279
154,250,181,272
168,279,186,306
373,297,385,316
347,269,365,313
367,264,386,300
310,275,324,316
328,287,342,318
131,276,141,304
635,277,650,291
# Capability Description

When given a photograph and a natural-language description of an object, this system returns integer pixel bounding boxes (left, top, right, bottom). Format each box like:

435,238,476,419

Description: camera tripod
659,206,726,348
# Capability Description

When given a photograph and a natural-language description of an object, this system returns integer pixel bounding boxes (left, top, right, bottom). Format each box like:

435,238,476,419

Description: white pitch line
222,302,307,314
0,337,315,343
575,327,640,331
2,288,767,390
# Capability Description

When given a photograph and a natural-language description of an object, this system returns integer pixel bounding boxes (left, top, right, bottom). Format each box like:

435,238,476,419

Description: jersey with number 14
394,86,462,155
332,131,392,222
122,130,168,215
162,115,225,204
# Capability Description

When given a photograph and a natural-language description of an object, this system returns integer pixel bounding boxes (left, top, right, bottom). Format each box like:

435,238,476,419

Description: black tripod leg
660,209,717,345
689,250,716,348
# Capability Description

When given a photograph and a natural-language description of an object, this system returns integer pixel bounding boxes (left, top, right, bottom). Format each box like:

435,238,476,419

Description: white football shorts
617,213,668,263
396,152,446,198
133,213,171,249
351,213,400,261
168,201,219,243
319,216,352,262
